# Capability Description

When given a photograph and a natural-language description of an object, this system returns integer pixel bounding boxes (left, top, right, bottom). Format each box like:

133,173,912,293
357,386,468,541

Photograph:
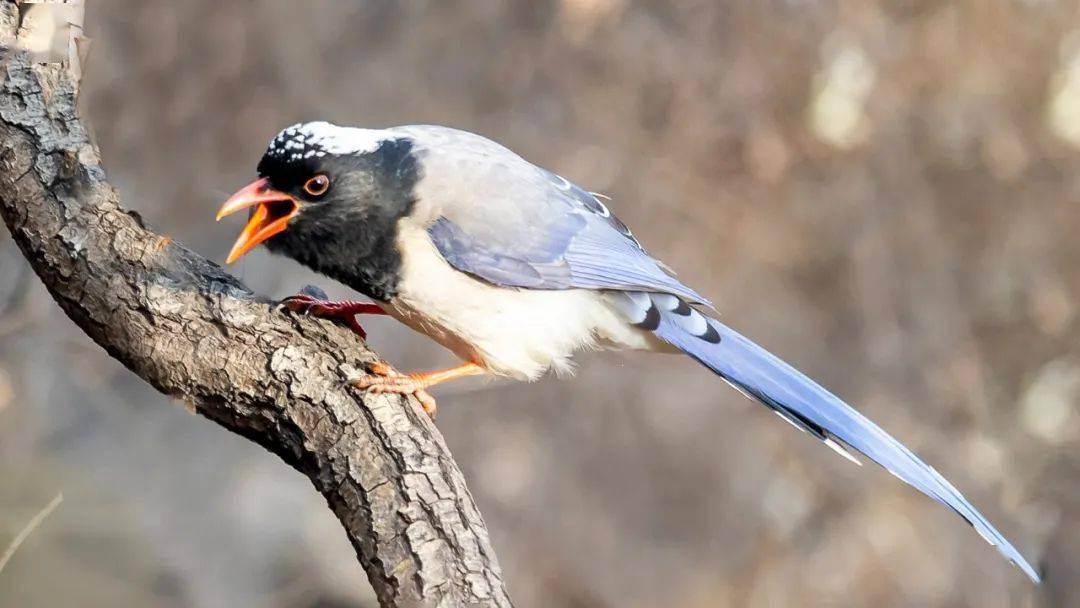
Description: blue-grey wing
412,133,710,305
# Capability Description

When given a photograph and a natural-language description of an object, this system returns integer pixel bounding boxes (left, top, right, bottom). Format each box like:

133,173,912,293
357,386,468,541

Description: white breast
384,223,659,381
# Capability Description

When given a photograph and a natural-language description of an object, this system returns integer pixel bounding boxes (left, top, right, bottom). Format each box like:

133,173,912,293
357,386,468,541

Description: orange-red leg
352,361,485,418
281,293,386,339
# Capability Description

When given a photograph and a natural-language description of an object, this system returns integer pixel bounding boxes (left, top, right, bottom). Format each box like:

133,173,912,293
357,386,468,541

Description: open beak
216,177,299,264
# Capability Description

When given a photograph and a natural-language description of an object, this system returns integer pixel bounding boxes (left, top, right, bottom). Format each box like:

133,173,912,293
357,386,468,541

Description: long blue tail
613,291,1040,582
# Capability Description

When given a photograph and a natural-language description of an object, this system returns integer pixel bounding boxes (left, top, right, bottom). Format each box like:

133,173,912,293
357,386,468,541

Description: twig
0,492,63,574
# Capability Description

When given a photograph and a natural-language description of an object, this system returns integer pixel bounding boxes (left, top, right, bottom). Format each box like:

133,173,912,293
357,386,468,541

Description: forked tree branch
0,2,512,606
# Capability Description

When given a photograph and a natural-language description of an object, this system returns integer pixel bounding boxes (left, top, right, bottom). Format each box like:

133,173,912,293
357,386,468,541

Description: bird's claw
279,293,322,315
278,291,368,339
351,362,438,419
297,284,330,300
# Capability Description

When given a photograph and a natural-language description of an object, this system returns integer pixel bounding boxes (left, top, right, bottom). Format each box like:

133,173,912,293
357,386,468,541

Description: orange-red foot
353,362,439,417
280,289,386,340
351,361,485,420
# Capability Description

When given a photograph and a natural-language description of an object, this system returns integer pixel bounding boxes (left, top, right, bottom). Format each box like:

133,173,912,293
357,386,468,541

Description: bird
216,121,1040,582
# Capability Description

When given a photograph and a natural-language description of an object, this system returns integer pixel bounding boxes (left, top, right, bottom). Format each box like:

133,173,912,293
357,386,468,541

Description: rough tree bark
0,2,513,607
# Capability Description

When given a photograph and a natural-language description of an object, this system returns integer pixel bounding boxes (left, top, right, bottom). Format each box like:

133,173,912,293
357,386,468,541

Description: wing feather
412,134,711,304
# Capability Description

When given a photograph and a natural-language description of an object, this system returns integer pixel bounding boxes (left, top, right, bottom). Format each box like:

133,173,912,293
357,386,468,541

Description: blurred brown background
2,1,1079,606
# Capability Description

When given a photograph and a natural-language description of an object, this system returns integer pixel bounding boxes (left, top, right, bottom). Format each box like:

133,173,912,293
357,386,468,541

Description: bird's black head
217,122,420,300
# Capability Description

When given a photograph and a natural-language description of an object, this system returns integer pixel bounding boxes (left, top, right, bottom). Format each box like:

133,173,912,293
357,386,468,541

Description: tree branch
0,3,512,606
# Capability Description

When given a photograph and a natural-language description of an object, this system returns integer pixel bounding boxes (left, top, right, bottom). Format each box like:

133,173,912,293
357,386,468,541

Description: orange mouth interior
216,178,299,263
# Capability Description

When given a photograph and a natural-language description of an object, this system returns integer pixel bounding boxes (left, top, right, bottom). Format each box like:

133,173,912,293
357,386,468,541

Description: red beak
216,178,299,264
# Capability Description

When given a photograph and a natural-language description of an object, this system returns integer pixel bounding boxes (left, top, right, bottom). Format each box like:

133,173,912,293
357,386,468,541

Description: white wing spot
823,437,863,466
552,174,572,191
651,294,681,312
674,309,708,335
774,410,810,434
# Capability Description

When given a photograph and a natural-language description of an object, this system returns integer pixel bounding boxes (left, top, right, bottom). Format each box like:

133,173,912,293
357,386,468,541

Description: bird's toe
350,363,438,419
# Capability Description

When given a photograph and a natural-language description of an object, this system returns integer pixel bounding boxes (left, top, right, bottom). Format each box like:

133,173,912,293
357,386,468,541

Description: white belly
384,224,659,380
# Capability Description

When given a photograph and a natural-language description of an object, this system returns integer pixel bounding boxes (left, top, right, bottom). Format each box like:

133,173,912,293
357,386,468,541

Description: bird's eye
303,174,330,197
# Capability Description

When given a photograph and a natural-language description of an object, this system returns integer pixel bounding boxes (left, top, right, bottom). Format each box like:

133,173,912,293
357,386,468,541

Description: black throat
262,137,420,301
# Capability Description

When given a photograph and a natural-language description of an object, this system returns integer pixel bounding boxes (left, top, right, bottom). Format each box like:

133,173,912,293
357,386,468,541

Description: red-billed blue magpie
217,122,1040,582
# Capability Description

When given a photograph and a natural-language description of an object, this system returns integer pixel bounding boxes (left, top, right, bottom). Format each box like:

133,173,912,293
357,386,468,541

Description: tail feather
612,291,1040,583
